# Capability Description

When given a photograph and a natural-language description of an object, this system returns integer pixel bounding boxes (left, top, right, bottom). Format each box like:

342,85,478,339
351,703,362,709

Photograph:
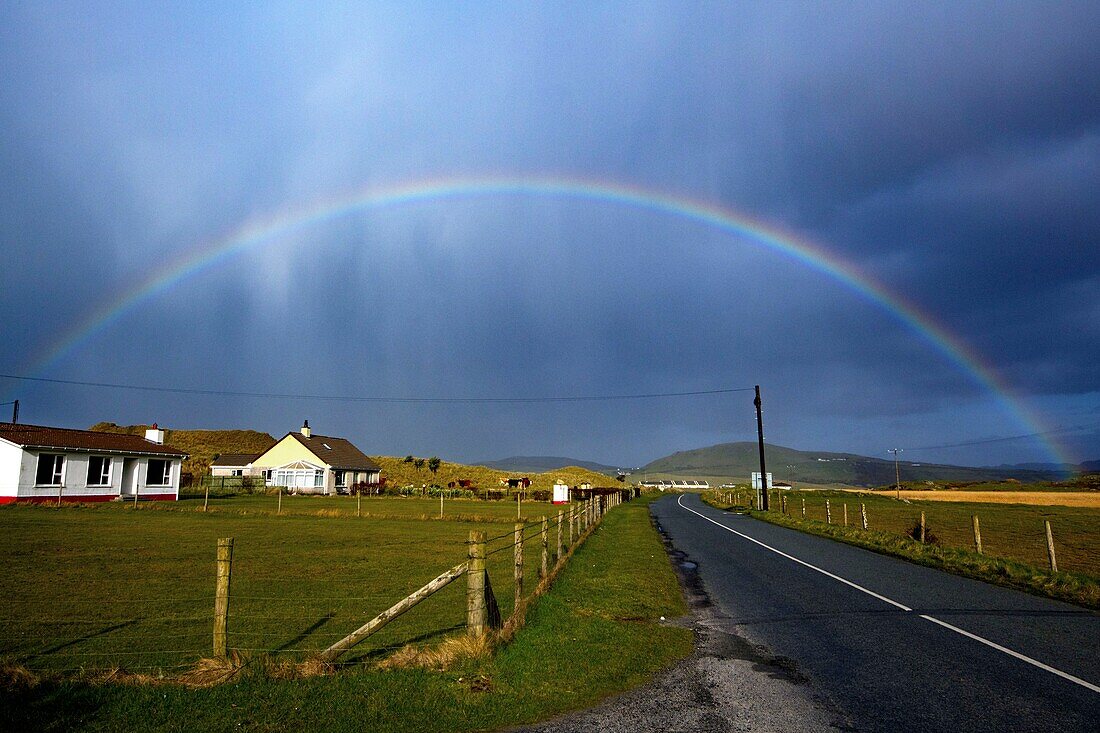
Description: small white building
210,453,262,477
0,422,188,503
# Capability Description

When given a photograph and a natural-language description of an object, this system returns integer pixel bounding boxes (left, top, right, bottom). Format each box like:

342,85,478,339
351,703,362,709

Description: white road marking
675,494,1100,695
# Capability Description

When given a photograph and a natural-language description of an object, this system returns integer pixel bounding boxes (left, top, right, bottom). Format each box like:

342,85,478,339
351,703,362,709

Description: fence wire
1,494,623,675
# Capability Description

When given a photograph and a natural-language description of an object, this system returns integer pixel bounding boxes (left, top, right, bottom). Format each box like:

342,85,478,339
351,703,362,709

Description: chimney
301,420,311,438
145,424,165,445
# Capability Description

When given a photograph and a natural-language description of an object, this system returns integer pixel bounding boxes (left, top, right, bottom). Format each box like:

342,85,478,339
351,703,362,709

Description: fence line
3,493,631,676
704,488,1089,577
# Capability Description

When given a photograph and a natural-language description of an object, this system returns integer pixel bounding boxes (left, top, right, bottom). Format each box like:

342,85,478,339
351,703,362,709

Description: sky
1,2,1098,470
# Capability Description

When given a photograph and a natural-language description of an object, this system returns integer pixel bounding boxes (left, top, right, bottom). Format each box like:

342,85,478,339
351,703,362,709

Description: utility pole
889,448,903,500
754,385,769,511
2,400,17,423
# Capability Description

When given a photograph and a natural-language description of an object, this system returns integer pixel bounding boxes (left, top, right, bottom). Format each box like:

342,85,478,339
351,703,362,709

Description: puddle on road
650,512,815,688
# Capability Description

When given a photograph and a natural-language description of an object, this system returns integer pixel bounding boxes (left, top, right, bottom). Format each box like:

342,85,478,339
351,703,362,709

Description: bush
906,518,939,545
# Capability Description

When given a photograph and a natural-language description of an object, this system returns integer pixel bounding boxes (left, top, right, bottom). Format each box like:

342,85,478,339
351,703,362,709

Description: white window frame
35,453,65,486
147,459,171,487
87,456,112,487
271,469,325,488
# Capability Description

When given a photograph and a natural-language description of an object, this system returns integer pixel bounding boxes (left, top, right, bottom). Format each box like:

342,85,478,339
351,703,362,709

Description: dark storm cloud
1,2,1098,466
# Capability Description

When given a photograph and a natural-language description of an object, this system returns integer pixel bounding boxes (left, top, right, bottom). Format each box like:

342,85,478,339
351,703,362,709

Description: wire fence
0,491,631,677
705,488,1100,577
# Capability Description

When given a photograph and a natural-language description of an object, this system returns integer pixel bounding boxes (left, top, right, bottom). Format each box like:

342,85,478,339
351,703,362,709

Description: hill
641,441,1063,487
89,423,275,478
474,455,620,476
371,455,615,492
991,460,1100,473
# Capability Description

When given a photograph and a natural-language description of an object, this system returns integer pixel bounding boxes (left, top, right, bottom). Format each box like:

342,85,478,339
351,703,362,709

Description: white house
0,422,188,504
251,421,381,495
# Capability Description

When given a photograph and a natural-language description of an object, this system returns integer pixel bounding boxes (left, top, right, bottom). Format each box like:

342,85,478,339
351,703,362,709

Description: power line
0,373,753,404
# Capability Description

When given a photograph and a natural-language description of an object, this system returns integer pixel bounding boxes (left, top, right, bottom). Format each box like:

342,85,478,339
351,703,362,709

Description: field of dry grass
851,490,1100,508
772,489,1100,577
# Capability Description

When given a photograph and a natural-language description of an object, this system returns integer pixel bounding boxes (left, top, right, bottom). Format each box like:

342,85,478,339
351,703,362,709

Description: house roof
0,422,188,458
210,453,261,467
284,432,380,471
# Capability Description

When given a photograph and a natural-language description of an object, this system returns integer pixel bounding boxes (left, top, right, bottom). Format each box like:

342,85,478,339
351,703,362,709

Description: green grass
179,492,564,522
703,490,1100,610
0,496,567,674
1,495,692,732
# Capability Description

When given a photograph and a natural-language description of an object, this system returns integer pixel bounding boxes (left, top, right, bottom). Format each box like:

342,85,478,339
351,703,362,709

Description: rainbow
20,174,1072,465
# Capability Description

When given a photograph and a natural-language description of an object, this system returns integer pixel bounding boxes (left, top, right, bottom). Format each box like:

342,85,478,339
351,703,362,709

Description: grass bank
702,492,1100,610
2,496,691,732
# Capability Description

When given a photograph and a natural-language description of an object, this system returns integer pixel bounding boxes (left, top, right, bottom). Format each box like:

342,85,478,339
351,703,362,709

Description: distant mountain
474,455,621,476
641,441,1065,487
989,462,1080,473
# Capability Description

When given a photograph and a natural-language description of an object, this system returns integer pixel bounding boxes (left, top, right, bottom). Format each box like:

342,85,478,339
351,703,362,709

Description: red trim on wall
0,494,178,505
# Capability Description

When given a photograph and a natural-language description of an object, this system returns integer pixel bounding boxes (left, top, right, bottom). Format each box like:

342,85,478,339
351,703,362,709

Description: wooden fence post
568,506,575,546
467,530,486,637
1045,520,1058,572
919,511,926,543
517,492,521,519
203,480,210,512
357,490,362,518
843,503,848,526
514,522,524,607
213,537,234,659
439,492,443,519
801,498,806,518
972,515,983,555
861,503,868,530
540,517,549,579
556,510,563,564
278,486,282,515
825,500,832,524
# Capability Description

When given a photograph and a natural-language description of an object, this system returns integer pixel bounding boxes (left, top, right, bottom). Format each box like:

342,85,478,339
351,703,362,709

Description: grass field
0,494,578,675
705,488,1100,608
873,490,1100,507
2,494,691,733
775,490,1100,576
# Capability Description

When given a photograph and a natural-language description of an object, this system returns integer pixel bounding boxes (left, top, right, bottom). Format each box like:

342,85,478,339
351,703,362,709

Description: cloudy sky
2,2,1098,469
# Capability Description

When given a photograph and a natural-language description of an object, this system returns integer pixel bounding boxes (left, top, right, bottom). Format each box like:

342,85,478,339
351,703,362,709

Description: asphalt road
650,493,1100,733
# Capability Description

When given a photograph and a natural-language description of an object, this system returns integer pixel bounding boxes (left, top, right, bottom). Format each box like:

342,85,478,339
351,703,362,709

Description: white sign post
751,472,772,509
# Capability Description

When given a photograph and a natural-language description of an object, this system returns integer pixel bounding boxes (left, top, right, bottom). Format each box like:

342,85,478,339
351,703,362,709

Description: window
35,454,64,486
272,469,324,488
87,456,111,486
147,459,170,486
334,470,346,487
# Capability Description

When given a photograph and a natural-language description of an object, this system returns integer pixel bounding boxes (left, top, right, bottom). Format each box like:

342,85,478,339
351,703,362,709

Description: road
648,493,1100,732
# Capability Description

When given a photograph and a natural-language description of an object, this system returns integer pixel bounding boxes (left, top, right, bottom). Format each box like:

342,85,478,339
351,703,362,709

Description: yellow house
252,421,381,494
